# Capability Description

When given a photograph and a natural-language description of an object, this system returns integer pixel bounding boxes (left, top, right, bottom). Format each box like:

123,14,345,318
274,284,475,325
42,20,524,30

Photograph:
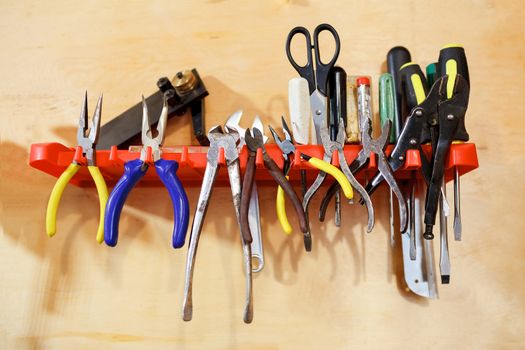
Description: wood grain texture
1,0,524,349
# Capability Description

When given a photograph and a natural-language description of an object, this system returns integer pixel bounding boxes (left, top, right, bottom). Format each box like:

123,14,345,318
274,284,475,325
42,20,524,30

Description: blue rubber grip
104,159,147,247
155,159,189,249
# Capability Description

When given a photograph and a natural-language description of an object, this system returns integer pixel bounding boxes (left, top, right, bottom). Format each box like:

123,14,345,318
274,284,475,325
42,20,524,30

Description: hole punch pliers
46,93,109,243
182,125,254,323
104,95,190,248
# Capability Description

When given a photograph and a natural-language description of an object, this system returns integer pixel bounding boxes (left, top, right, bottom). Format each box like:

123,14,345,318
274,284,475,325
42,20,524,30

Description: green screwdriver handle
379,73,396,143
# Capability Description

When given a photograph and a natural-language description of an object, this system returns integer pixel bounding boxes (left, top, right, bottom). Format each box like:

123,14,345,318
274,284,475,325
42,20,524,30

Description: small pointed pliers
104,95,190,248
46,93,109,243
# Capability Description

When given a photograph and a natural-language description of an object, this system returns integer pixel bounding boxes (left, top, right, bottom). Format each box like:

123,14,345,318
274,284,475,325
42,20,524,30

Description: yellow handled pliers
269,117,352,248
46,93,109,243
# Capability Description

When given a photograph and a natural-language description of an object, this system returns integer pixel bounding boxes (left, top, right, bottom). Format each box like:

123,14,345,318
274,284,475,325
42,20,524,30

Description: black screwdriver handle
400,63,431,144
387,46,411,139
437,45,470,141
328,66,347,141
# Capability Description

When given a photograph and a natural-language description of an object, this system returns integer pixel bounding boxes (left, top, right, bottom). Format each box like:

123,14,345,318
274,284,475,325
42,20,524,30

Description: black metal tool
98,69,209,149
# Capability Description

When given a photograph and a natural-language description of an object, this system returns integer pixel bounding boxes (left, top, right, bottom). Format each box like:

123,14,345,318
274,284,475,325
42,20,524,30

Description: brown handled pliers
242,128,308,245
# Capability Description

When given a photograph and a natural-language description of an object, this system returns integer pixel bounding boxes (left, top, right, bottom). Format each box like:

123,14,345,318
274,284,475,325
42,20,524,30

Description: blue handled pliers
104,95,190,248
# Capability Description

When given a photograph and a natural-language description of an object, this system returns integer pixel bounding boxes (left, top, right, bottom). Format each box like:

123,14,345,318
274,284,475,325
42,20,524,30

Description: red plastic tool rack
29,142,479,187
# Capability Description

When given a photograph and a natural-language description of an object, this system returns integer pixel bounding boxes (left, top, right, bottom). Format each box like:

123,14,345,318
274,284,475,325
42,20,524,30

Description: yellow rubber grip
276,176,292,235
88,166,109,243
411,74,427,105
446,59,458,99
307,157,353,199
46,163,80,237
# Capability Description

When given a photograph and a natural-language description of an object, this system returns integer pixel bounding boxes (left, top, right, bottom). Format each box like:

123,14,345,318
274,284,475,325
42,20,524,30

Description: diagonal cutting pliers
104,95,190,248
46,93,109,243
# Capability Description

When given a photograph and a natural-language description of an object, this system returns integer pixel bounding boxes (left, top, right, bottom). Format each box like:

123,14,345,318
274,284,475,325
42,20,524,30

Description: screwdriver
427,62,450,283
379,73,396,246
327,67,348,226
436,45,470,241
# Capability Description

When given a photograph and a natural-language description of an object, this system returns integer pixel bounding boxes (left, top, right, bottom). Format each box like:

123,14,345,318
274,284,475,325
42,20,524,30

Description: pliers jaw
140,95,168,163
244,128,266,153
76,92,102,166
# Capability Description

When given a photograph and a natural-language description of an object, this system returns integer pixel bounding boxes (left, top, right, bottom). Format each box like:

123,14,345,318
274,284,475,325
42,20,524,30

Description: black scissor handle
312,23,341,96
286,26,315,94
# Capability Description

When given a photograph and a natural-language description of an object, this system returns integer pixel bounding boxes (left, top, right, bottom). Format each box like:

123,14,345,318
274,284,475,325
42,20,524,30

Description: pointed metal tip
304,235,312,252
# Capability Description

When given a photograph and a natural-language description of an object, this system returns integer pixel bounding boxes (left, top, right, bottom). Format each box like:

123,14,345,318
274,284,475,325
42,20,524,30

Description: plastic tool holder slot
29,142,479,187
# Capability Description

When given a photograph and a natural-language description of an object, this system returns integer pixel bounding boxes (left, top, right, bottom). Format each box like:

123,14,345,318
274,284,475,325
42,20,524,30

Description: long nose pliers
46,93,109,243
104,95,190,248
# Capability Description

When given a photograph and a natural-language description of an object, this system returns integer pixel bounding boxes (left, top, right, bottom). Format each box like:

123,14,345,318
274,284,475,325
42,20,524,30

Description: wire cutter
104,96,189,248
268,117,353,246
364,74,469,239
182,125,253,323
286,23,340,144
46,93,109,243
303,118,375,233
225,111,266,273
242,126,309,247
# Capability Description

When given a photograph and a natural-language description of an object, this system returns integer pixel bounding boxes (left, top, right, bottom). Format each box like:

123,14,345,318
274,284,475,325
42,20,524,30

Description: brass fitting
172,70,198,95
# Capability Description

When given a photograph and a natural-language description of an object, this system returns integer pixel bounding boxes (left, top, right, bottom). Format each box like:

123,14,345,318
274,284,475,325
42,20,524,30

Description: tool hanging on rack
363,48,470,243
45,93,109,243
269,117,351,241
182,125,252,323
104,95,190,248
225,112,266,273
286,23,340,144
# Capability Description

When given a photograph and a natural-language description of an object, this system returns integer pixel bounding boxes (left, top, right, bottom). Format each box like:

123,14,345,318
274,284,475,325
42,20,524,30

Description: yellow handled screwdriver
46,93,109,243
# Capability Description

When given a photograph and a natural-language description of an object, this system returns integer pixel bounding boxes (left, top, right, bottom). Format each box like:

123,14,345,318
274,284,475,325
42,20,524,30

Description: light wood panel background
1,1,524,349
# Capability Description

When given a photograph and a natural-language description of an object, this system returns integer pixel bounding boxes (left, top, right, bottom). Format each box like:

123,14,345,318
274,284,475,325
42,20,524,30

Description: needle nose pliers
104,95,190,248
46,93,109,243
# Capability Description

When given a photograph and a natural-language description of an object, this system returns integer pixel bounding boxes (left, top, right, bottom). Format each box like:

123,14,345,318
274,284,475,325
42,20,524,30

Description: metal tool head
268,117,295,156
225,110,244,137
141,94,168,162
207,125,240,162
361,119,391,152
244,128,265,153
77,92,102,165
224,111,268,147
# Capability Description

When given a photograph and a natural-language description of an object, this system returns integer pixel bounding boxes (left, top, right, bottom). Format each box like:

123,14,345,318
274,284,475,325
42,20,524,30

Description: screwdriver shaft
453,167,462,241
439,180,450,284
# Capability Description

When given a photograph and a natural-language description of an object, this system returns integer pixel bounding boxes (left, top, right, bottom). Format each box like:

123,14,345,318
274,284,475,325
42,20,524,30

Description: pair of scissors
285,23,341,144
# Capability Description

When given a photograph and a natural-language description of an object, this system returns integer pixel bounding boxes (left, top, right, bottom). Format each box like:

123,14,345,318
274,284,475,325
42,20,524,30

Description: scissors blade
310,90,326,145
